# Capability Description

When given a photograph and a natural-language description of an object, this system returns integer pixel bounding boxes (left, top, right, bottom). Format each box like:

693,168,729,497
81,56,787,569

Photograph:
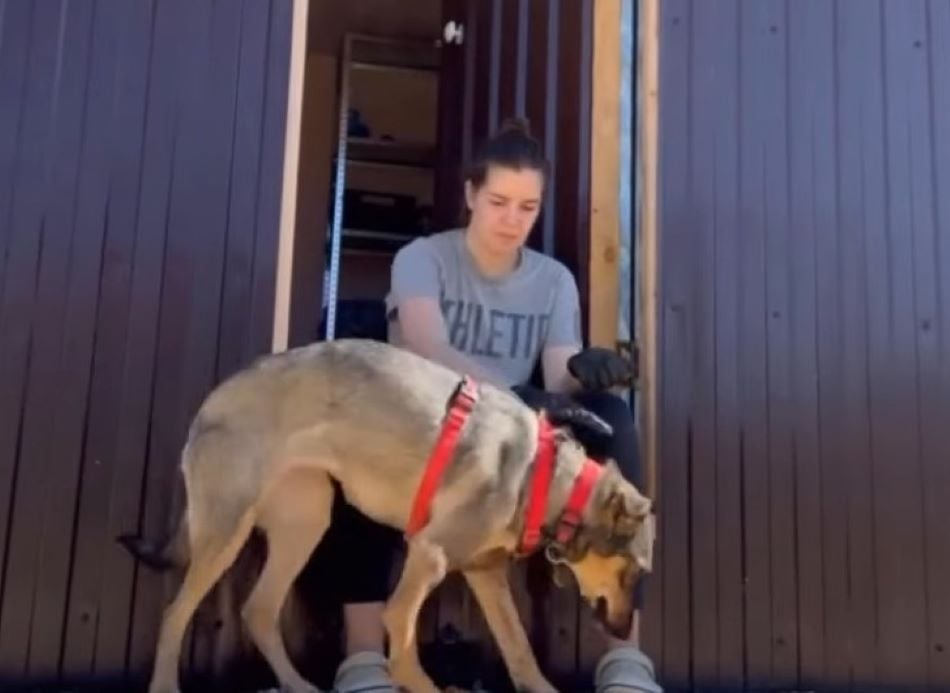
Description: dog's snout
597,597,634,639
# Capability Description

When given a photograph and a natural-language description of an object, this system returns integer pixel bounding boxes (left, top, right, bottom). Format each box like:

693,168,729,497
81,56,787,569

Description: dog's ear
606,485,651,538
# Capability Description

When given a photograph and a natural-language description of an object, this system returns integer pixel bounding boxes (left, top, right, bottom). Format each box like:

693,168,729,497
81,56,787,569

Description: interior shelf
330,228,417,255
324,31,440,337
348,34,440,72
344,137,435,168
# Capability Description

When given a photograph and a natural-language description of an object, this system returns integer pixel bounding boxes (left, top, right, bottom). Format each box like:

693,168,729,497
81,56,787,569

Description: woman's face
465,165,544,256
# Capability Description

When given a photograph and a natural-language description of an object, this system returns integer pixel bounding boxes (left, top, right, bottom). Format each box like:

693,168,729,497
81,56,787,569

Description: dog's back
183,338,536,531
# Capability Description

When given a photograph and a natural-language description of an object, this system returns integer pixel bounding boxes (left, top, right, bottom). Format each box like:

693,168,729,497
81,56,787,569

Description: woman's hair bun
463,115,548,190
497,116,532,137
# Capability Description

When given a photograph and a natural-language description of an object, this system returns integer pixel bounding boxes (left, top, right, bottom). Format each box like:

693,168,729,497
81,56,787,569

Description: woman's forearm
416,340,510,389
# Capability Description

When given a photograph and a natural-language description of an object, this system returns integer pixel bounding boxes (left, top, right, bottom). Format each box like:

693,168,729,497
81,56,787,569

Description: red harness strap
518,431,604,553
554,458,603,545
405,376,479,538
405,376,604,552
517,416,557,554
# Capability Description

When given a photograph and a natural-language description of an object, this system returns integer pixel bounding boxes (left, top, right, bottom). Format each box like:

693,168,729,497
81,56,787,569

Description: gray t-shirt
385,228,582,386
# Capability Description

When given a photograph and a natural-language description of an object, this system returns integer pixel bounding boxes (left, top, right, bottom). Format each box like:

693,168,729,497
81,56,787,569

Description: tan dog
119,338,654,693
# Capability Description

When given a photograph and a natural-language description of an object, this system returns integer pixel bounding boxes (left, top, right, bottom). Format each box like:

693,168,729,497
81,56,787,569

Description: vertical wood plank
686,0,722,684
588,0,622,349
656,0,691,686
218,0,272,383
759,1,798,686
0,0,32,302
876,0,931,685
247,0,293,358
496,0,518,122
176,0,245,678
706,1,744,688
923,0,950,685
812,4,852,686
737,1,774,686
836,2,888,686
0,0,95,675
786,0,834,686
552,0,592,323
61,0,155,676
636,0,663,675
124,0,206,677
27,0,119,675
525,0,553,255
269,0,306,356
0,4,38,648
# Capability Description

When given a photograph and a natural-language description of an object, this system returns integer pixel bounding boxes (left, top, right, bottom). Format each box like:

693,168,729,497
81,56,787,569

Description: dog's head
546,460,655,638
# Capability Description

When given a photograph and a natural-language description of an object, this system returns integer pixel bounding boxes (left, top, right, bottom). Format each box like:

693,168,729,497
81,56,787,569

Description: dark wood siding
647,0,950,690
0,0,293,687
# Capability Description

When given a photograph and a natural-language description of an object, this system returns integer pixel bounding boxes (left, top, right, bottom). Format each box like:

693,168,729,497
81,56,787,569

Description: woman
329,119,661,693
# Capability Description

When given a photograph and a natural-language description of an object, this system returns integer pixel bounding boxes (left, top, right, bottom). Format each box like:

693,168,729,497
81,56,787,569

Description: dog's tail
116,511,190,572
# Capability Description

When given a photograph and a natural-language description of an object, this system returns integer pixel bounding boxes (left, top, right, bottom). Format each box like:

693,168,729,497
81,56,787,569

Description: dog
119,338,655,693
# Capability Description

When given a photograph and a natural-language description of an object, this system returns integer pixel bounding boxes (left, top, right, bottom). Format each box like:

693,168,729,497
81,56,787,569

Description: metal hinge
443,20,465,45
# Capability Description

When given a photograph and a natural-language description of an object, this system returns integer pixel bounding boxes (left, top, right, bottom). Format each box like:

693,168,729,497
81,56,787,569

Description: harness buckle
448,375,478,413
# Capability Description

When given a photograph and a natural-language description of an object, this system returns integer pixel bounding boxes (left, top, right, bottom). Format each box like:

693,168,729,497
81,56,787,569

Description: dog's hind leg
383,537,447,693
463,560,557,693
241,469,332,693
149,507,256,693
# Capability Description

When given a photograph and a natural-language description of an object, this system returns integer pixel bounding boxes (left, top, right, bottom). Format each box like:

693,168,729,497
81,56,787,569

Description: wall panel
654,0,950,689
0,0,293,686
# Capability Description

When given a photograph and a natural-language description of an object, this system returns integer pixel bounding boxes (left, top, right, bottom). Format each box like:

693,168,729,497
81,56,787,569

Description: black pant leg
300,482,403,605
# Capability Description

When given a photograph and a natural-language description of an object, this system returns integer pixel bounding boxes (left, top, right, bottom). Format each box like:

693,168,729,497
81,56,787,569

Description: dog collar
518,422,605,555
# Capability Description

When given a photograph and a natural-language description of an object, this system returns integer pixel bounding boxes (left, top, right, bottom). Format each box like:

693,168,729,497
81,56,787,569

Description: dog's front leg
463,560,558,693
383,537,447,693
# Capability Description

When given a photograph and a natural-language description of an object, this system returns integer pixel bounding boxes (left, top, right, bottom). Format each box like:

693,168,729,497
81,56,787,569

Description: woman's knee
574,391,633,432
572,391,642,488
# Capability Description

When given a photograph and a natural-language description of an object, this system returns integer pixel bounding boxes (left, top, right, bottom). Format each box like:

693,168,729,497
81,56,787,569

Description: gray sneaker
594,646,663,693
334,651,398,693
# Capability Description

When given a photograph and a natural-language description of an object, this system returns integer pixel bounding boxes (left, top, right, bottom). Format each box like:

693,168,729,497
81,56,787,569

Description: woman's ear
464,180,477,211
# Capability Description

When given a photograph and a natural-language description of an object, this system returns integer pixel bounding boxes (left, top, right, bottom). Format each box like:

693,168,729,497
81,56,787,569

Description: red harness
405,376,603,553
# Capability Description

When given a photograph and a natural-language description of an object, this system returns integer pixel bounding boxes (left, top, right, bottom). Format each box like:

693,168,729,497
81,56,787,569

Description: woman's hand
566,347,636,392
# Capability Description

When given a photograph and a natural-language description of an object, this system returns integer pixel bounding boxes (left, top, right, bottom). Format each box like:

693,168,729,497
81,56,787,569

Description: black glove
567,347,635,392
511,383,613,440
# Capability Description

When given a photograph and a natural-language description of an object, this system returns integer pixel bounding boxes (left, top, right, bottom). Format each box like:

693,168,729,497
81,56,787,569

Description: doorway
285,0,453,348
283,0,606,354
272,0,646,687
322,32,443,340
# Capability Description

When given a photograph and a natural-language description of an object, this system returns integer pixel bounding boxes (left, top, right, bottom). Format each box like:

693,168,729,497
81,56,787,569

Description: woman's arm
395,296,510,388
541,266,585,393
390,239,510,388
542,345,582,393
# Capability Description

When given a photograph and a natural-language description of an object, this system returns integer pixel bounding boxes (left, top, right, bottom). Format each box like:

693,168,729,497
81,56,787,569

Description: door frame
272,0,310,353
